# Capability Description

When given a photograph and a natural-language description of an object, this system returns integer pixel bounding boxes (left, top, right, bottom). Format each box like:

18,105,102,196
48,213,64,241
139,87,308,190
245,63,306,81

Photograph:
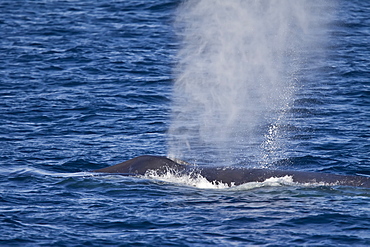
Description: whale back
198,167,370,187
93,155,186,175
93,155,370,188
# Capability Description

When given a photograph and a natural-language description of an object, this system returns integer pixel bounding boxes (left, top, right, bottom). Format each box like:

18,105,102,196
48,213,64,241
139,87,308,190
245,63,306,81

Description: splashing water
168,0,330,166
144,168,230,189
144,169,296,190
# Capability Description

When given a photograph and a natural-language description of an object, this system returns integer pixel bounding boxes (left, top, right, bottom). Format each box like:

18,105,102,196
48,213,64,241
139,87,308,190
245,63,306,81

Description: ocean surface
1,0,369,246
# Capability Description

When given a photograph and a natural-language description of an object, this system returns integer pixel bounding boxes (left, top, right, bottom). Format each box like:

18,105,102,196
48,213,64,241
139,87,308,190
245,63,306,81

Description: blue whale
93,155,370,188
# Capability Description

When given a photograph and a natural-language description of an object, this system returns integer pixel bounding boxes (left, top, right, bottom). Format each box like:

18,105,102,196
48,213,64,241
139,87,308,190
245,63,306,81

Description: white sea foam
231,175,296,190
144,168,230,189
144,168,299,190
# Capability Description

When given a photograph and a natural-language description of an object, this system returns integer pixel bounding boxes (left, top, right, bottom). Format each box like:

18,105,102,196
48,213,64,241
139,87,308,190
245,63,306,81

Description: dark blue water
1,0,369,246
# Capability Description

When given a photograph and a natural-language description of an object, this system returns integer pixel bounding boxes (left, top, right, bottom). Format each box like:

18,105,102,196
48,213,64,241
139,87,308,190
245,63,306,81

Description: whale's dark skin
93,155,370,188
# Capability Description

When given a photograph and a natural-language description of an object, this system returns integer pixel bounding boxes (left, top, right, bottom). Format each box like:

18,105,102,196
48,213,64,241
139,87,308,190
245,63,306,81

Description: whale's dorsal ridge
93,155,185,175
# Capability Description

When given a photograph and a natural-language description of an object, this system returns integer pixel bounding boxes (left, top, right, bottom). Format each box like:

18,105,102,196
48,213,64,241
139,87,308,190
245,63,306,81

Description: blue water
1,0,369,246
